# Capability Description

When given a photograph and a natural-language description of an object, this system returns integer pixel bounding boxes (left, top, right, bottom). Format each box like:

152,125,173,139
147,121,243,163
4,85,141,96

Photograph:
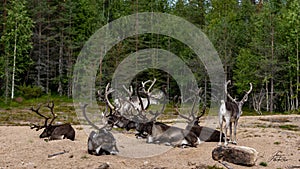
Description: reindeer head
225,80,253,115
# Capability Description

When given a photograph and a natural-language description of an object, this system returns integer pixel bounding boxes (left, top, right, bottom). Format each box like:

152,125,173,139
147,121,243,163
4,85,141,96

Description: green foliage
259,162,268,167
18,84,43,99
0,0,34,99
234,48,260,94
0,0,299,113
207,165,224,169
279,124,299,131
274,141,281,145
0,95,77,126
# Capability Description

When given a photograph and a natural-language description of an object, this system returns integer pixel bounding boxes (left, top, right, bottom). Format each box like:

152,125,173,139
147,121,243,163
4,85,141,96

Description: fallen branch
268,151,281,162
48,150,69,158
219,161,233,169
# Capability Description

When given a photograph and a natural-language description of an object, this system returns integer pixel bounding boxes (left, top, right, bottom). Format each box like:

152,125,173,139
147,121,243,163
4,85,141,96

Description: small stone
97,162,109,169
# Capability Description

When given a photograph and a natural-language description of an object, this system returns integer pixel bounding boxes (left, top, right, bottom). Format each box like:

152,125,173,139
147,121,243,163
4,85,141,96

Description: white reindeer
114,79,157,115
219,80,252,146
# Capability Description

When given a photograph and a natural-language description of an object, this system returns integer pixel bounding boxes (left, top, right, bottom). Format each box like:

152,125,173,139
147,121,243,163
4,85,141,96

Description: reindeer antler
174,95,191,121
105,83,116,111
45,101,57,126
149,86,166,122
175,88,202,122
141,78,156,94
30,104,49,131
241,83,253,103
122,85,133,97
225,80,236,103
81,103,103,130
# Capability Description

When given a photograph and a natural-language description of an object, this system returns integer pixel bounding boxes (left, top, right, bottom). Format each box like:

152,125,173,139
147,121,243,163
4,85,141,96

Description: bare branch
218,161,233,169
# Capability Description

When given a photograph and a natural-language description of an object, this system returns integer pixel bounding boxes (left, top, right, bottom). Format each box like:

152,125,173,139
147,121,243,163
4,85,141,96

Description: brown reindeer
30,101,75,141
134,87,200,148
219,80,252,146
174,89,225,143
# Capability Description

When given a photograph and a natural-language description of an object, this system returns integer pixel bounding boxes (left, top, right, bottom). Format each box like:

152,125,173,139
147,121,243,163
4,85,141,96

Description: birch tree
0,0,33,100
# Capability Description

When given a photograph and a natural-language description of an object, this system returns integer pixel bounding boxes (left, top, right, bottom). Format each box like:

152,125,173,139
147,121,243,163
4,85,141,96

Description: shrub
259,162,268,167
18,84,43,99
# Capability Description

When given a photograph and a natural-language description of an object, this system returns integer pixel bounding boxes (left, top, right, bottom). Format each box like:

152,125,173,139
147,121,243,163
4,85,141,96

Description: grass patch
207,165,224,169
259,162,268,167
279,124,299,131
0,95,79,126
274,141,281,145
259,117,290,123
81,155,89,159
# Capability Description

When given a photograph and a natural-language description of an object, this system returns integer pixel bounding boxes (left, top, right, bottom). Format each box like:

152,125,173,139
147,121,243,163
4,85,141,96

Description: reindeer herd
29,79,252,156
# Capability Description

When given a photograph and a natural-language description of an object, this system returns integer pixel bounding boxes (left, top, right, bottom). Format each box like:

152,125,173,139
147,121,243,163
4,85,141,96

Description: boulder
212,145,258,166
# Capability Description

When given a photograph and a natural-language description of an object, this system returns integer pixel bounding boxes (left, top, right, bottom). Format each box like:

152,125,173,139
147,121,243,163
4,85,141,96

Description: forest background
0,0,299,115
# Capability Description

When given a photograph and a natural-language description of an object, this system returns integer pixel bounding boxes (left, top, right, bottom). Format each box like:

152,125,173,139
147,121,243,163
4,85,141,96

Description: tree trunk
270,21,274,113
296,34,299,110
58,31,64,96
3,0,9,103
46,38,50,94
11,22,17,99
37,2,42,87
266,80,269,112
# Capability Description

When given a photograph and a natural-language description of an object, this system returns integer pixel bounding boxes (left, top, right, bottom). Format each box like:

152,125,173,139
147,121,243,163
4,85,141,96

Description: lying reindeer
82,103,119,156
133,87,200,148
176,105,225,142
104,83,138,132
174,90,225,143
30,101,75,141
114,78,156,114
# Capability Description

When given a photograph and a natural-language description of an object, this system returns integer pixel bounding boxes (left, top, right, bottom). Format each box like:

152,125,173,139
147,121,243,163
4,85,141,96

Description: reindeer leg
228,121,233,143
233,120,238,145
224,117,230,146
218,116,223,146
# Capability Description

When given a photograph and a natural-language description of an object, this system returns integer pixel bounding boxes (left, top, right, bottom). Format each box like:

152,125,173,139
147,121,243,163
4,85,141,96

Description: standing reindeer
30,101,75,141
219,80,252,146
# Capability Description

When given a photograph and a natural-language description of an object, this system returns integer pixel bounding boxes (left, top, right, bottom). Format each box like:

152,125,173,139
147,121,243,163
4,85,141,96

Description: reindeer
174,89,225,143
84,104,119,155
82,104,119,156
114,79,156,115
219,80,252,146
30,101,75,141
104,83,138,131
134,87,200,148
177,105,225,142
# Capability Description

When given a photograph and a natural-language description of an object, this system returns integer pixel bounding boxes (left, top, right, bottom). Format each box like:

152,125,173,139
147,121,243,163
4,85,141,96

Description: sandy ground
0,115,299,169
